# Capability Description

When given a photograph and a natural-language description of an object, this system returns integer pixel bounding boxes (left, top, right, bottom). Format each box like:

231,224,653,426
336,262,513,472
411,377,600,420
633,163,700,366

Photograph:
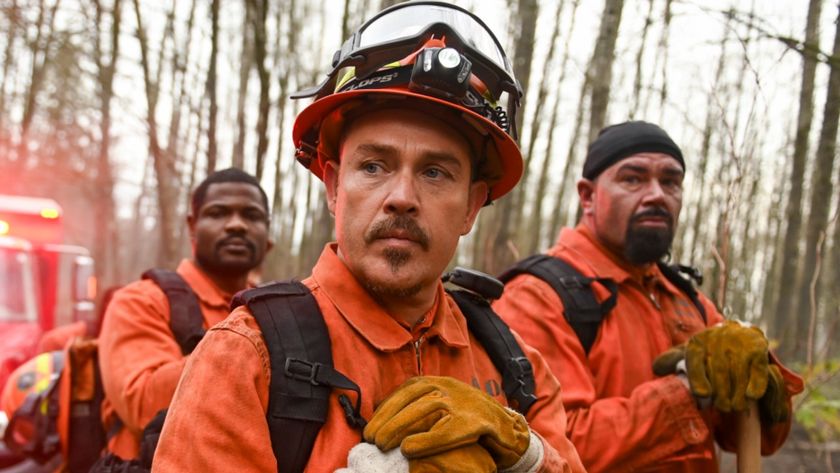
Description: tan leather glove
408,444,496,473
653,321,792,423
685,321,770,412
364,376,530,469
759,364,790,424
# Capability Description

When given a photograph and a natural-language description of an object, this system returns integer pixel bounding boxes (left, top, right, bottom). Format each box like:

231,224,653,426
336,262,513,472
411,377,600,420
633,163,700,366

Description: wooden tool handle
736,400,761,473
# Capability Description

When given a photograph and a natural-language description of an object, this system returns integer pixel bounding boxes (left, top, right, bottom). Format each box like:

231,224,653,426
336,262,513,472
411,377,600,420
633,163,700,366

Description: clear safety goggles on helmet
293,1,523,137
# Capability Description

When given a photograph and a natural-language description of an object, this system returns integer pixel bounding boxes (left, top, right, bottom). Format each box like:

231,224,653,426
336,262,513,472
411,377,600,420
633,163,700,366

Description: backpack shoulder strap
499,254,618,355
448,289,538,415
231,281,363,473
65,340,113,473
142,269,205,355
657,263,707,324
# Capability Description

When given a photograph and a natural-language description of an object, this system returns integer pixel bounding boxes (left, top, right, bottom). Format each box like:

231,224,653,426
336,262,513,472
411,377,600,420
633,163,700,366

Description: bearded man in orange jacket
494,120,803,472
152,3,586,472
98,168,272,460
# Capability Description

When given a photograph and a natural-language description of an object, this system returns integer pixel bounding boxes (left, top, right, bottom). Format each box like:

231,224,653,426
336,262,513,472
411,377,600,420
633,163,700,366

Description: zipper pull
413,336,424,375
649,292,661,310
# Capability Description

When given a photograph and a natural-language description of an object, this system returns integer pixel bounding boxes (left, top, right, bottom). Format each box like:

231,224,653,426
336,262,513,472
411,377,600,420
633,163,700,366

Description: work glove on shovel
652,320,789,424
364,376,532,470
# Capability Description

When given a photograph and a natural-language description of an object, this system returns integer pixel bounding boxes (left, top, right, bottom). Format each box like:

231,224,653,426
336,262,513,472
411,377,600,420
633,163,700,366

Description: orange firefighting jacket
97,259,233,459
152,244,586,472
493,225,804,473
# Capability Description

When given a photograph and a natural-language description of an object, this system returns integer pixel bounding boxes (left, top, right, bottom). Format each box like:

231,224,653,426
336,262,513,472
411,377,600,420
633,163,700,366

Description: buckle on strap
284,358,324,386
505,356,533,380
505,357,534,390
504,356,537,409
558,277,589,289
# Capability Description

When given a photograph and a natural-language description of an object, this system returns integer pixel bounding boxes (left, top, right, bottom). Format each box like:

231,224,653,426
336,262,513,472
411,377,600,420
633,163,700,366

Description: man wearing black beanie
494,121,802,472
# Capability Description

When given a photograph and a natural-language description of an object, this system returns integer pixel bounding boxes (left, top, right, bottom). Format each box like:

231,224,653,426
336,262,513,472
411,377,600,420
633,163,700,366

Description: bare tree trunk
772,0,822,342
510,0,564,248
18,0,61,168
250,0,271,180
128,158,153,277
133,0,181,267
163,0,197,194
232,3,254,170
827,201,840,359
759,165,788,331
341,0,352,39
265,0,297,279
482,0,538,275
90,0,122,288
205,0,220,173
795,4,840,360
179,86,204,255
0,0,20,148
730,166,761,319
629,0,655,118
379,0,408,9
547,75,589,240
529,0,581,254
587,0,624,143
655,0,672,124
686,17,731,264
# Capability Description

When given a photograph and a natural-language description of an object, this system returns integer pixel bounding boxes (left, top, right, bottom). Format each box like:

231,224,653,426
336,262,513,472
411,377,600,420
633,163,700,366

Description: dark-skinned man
153,2,585,472
494,120,804,472
98,167,272,460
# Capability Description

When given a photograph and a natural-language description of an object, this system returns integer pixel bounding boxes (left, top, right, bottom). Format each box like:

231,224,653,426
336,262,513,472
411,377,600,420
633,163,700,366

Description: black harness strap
142,269,205,355
657,262,707,324
499,254,618,355
448,290,537,414
232,281,362,473
499,255,709,355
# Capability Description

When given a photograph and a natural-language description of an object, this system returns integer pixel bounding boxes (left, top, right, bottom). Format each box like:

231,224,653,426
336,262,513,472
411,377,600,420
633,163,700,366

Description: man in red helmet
153,2,585,472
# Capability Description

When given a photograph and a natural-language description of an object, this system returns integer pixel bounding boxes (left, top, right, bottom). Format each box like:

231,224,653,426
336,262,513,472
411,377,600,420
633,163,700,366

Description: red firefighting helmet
1,351,64,463
292,1,523,204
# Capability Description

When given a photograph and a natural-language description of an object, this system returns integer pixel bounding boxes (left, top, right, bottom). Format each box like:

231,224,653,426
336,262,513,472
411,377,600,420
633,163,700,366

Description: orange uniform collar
310,243,470,351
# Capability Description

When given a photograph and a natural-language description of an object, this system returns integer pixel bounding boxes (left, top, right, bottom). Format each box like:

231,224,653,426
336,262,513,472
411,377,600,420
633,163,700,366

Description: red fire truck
0,195,96,395
0,195,97,469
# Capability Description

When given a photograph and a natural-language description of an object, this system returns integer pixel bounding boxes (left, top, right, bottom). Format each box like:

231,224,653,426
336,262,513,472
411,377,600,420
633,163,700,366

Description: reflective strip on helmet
33,354,53,394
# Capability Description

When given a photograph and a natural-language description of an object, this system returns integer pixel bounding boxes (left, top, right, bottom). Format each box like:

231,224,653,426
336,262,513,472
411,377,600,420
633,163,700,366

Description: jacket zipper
414,336,424,375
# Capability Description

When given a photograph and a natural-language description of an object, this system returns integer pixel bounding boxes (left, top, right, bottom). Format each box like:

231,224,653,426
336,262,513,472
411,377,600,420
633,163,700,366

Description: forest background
0,0,838,469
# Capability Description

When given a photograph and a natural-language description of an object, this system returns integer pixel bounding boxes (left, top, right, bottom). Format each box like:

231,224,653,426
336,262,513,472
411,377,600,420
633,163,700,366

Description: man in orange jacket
494,120,804,472
153,3,585,472
97,167,272,460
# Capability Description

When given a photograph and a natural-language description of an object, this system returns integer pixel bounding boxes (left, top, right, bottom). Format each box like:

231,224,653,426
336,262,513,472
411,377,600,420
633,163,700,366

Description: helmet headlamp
409,48,472,103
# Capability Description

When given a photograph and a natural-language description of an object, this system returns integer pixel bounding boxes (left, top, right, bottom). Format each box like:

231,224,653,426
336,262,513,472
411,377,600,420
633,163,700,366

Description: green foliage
794,359,840,442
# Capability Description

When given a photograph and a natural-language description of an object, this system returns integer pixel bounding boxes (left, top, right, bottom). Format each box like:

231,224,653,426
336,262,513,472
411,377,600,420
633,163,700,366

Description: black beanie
582,121,684,180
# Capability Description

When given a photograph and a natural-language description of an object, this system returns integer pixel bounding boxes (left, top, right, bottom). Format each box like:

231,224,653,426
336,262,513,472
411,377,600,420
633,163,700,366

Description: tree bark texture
795,3,840,359
772,0,822,344
205,0,220,174
587,0,624,143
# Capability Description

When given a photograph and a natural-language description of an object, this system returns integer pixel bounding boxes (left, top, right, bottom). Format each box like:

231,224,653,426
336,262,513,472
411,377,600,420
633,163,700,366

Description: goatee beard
624,208,674,265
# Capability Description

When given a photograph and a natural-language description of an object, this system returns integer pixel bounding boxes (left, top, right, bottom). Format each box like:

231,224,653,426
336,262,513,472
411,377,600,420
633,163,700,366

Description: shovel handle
736,400,761,473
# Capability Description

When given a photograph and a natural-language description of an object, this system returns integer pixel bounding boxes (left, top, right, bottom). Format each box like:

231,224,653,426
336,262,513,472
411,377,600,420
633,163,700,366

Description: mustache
630,207,673,226
365,215,430,251
216,235,256,253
